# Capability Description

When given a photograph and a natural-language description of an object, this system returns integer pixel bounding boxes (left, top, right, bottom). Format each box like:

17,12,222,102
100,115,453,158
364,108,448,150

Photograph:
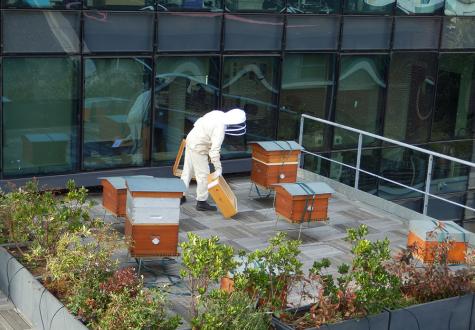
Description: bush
192,289,269,330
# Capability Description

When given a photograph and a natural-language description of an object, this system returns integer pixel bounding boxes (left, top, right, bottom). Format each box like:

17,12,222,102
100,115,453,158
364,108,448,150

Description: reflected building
0,0,475,223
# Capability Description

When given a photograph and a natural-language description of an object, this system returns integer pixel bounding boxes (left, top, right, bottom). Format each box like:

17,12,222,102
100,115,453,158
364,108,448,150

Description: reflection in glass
334,55,388,146
3,11,80,53
153,57,220,165
396,0,443,14
224,0,284,12
83,12,154,52
157,0,222,11
157,13,222,51
224,14,284,51
222,56,279,155
3,58,79,177
85,0,152,10
393,17,440,49
341,17,392,50
442,17,475,49
286,16,339,50
2,0,80,9
344,0,395,14
445,0,475,15
83,58,152,170
286,0,340,13
431,54,475,141
278,54,334,151
384,53,437,143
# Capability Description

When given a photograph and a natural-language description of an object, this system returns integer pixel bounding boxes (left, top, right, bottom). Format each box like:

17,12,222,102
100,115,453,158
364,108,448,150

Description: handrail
298,114,475,218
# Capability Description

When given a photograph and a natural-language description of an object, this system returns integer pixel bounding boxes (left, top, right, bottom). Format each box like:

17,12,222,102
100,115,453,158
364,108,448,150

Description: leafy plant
179,233,237,318
192,289,269,330
235,232,303,311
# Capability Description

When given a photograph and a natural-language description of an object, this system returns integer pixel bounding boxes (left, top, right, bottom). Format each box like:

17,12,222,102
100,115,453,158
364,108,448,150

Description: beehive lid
251,141,303,151
276,182,334,196
126,177,186,193
100,175,153,190
409,220,472,243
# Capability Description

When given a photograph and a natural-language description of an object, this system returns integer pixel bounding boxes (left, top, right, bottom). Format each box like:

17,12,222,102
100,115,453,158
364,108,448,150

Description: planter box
273,294,475,330
250,141,303,189
272,305,389,330
125,177,185,257
0,247,87,330
274,182,334,223
407,220,470,264
207,173,238,218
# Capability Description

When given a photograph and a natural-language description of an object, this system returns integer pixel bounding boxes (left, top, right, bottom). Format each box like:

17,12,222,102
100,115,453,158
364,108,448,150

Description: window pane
83,58,152,170
3,11,80,54
222,57,279,154
84,12,154,52
431,54,475,141
153,57,220,165
224,0,285,12
278,54,335,151
3,58,79,177
384,53,437,143
396,0,443,14
224,14,283,51
341,17,392,50
344,0,395,14
334,55,388,146
393,17,440,49
2,0,80,9
286,16,339,50
444,0,475,16
157,13,222,51
86,0,152,10
157,0,222,11
286,0,340,13
441,17,475,49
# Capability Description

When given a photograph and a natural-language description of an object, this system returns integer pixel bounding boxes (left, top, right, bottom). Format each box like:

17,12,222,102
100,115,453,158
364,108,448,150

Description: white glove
213,168,222,178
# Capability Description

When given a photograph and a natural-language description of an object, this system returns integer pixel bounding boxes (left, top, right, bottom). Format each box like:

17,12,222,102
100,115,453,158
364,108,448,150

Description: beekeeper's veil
223,108,246,136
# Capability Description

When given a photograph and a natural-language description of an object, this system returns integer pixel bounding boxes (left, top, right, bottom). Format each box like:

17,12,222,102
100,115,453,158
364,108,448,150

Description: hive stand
125,177,186,271
248,141,303,199
273,182,334,239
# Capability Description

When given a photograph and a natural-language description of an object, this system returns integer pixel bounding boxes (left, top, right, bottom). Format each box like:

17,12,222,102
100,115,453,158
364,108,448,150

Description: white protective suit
181,109,246,201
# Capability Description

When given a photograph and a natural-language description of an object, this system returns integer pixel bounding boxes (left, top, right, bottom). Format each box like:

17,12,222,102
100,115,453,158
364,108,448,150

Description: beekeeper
181,108,247,211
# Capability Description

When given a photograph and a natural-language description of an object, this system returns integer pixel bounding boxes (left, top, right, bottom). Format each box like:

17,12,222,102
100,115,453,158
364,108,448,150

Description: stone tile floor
89,175,409,328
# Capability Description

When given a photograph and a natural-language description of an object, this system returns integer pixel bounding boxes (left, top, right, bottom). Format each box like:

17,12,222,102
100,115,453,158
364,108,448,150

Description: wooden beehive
407,220,470,264
125,177,186,257
208,172,238,218
101,175,152,217
274,182,334,223
250,141,303,189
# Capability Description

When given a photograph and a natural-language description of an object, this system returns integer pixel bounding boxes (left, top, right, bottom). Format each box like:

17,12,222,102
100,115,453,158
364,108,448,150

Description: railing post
355,133,362,189
423,155,434,215
298,116,305,168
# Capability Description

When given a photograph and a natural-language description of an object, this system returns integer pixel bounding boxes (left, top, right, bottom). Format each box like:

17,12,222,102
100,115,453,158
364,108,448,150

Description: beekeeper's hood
223,108,246,136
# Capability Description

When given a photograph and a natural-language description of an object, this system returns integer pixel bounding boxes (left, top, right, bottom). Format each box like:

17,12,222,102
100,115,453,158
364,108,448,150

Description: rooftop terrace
88,171,414,327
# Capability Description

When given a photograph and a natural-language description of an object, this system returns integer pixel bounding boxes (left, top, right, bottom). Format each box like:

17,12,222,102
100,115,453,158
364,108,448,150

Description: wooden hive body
208,173,238,218
274,182,333,223
101,175,152,217
125,177,185,257
407,220,470,264
250,141,303,189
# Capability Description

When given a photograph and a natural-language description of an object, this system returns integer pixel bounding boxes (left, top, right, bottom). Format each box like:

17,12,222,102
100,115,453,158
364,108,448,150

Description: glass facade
0,1,475,223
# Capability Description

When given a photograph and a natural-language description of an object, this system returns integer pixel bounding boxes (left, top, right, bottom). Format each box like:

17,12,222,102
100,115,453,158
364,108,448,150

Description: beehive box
101,175,152,217
208,172,238,218
274,182,334,223
250,141,303,189
407,220,471,264
125,177,185,257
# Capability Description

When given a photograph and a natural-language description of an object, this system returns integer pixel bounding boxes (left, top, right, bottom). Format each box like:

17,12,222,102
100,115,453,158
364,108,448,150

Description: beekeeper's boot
196,200,217,211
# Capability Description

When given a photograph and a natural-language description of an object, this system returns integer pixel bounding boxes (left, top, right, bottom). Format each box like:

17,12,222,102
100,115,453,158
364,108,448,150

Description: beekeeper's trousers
181,146,209,202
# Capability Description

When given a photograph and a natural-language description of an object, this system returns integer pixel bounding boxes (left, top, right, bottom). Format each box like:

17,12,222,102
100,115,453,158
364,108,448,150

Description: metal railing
298,114,475,216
